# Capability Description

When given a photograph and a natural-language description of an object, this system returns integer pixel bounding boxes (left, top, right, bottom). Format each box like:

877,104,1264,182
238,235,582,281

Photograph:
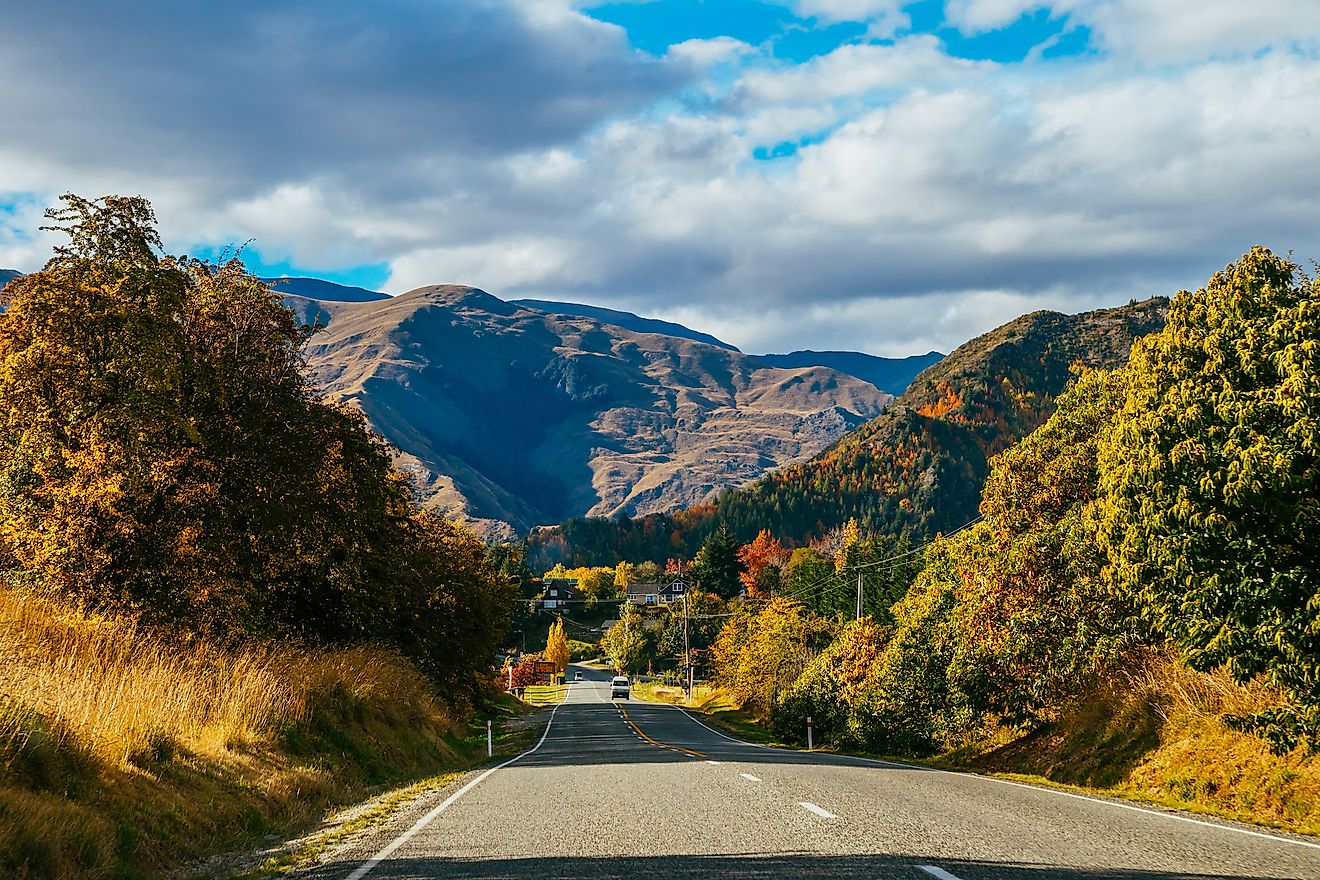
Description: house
540,577,581,609
625,580,687,606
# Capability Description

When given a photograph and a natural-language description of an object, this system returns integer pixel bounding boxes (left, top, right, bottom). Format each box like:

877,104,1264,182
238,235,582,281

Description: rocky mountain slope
527,297,1168,566
265,276,390,302
510,298,946,395
292,285,890,538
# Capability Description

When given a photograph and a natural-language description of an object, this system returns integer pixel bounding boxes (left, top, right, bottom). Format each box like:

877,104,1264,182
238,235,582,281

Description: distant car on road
610,675,630,699
574,671,583,681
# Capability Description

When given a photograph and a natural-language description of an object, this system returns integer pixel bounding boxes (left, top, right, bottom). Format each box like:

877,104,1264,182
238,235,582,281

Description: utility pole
670,567,691,707
856,569,863,620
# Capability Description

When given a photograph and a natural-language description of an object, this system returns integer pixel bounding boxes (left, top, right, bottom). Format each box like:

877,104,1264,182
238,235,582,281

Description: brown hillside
292,285,890,538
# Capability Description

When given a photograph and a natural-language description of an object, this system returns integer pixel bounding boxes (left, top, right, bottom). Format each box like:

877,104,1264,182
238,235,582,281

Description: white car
610,675,630,699
574,671,583,681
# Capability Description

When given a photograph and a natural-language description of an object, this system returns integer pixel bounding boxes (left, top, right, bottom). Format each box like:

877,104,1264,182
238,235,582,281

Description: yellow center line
617,704,707,759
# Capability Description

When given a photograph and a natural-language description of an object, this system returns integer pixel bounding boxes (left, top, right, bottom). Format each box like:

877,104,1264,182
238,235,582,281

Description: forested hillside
616,248,1318,829
528,298,1167,567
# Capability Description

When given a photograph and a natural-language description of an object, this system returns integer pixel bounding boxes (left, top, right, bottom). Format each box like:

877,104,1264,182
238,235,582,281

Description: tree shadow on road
302,852,1287,880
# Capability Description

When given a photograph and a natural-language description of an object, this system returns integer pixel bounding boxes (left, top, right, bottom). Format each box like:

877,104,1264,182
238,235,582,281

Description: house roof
625,580,686,598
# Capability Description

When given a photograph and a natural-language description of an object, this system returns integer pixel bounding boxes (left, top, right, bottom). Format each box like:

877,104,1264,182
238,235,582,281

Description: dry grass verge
963,651,1320,835
0,588,489,879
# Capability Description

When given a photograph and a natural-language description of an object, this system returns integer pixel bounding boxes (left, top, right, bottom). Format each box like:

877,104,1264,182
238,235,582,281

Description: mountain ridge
293,284,893,538
526,296,1169,567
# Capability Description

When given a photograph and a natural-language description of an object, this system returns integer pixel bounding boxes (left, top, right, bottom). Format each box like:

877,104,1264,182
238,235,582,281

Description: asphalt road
305,664,1320,880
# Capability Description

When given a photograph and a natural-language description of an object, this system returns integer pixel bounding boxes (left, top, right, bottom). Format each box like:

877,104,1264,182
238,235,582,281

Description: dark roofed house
541,577,581,610
625,580,686,606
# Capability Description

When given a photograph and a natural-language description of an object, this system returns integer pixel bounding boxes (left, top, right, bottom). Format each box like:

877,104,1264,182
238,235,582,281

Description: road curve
303,664,1320,880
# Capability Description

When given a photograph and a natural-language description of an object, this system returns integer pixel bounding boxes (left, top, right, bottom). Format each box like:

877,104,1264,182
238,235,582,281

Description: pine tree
690,523,744,599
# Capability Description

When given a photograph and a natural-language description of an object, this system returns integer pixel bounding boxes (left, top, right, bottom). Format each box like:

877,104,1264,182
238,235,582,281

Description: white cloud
2,1,1319,357
945,0,1320,61
789,0,908,36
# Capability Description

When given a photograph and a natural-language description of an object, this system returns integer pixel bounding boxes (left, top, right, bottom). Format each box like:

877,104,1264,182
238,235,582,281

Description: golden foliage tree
545,617,569,673
0,195,514,700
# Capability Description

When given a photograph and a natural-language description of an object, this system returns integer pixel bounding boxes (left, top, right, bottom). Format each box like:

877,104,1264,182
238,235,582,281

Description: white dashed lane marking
798,802,837,819
917,866,964,880
740,773,762,782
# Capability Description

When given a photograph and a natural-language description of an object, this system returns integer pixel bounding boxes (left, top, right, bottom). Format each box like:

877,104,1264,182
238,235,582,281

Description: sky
1,1,1318,357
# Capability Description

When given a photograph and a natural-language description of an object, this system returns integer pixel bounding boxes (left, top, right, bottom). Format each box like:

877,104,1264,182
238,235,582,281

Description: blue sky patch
586,0,1094,65
190,244,391,291
585,0,866,62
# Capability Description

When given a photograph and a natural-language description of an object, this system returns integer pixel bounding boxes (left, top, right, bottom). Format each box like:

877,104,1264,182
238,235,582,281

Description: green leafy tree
634,560,662,583
690,523,743,599
783,547,836,613
1097,247,1320,743
945,367,1146,725
602,603,651,673
657,588,728,663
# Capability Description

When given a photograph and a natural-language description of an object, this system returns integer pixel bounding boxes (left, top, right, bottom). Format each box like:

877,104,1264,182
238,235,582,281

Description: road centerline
617,704,707,758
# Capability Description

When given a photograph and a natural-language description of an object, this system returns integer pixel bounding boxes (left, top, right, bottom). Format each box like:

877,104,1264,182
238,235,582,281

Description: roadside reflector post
807,716,814,750
487,720,493,758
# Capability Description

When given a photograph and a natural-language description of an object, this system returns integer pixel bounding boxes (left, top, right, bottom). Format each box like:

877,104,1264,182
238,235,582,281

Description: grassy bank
0,588,518,879
653,659,1320,837
954,655,1320,835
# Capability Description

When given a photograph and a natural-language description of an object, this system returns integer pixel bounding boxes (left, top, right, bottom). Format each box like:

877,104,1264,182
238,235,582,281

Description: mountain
293,285,891,539
526,297,1168,566
751,350,943,397
509,299,740,351
264,276,390,302
711,297,1169,542
0,269,20,291
511,298,946,396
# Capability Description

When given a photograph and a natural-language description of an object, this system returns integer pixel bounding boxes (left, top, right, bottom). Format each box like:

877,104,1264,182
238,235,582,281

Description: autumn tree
1097,248,1320,743
614,561,635,593
738,529,788,598
709,598,837,719
0,194,514,701
545,617,570,673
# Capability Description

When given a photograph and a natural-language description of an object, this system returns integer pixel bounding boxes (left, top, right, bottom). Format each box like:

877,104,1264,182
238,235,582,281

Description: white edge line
343,701,563,880
661,703,1320,851
978,775,1320,851
798,801,837,819
918,866,964,880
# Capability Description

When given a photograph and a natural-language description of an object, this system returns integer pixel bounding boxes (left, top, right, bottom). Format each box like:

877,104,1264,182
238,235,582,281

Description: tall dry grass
1,587,467,879
0,587,443,770
1120,650,1289,723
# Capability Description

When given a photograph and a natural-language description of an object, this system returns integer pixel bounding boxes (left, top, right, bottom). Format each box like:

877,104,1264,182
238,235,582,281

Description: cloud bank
1,0,1317,355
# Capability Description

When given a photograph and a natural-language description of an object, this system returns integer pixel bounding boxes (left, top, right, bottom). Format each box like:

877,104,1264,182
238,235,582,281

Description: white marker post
807,716,814,750
487,720,493,758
